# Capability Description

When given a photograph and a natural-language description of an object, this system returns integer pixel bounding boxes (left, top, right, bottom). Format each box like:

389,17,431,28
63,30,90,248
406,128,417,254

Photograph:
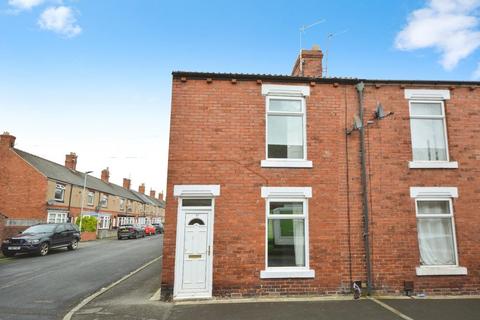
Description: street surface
0,234,163,320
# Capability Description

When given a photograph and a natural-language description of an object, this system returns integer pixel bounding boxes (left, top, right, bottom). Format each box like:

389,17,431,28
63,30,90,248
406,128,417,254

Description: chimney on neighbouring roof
101,168,110,182
150,189,156,198
139,183,145,194
158,192,164,201
291,45,323,78
65,152,78,170
123,178,131,189
0,132,16,149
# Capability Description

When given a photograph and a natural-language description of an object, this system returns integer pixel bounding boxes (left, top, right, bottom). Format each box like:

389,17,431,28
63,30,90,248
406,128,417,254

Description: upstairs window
120,198,125,210
87,191,94,206
54,183,65,202
267,98,305,160
100,194,108,208
410,101,448,161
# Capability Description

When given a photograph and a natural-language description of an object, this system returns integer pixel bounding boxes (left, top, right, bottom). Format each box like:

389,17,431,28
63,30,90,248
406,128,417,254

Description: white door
174,207,213,299
182,213,209,290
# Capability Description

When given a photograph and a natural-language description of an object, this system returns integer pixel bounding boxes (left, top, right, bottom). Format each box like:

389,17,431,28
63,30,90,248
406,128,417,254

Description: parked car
117,224,145,240
152,223,164,234
1,223,80,257
143,224,156,236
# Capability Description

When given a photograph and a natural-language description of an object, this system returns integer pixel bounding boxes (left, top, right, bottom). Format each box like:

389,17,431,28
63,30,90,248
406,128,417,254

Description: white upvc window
120,198,125,210
406,89,457,169
47,211,67,223
261,84,312,168
99,216,111,229
87,191,94,206
410,187,467,276
100,194,108,208
54,183,65,202
260,187,314,278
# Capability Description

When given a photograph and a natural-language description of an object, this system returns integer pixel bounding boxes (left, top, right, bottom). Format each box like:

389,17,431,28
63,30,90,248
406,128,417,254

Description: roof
172,71,480,86
147,195,165,208
14,149,158,205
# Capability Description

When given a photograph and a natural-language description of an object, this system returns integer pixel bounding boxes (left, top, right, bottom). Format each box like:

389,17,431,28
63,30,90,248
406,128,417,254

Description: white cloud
395,0,480,70
8,0,44,10
38,6,82,38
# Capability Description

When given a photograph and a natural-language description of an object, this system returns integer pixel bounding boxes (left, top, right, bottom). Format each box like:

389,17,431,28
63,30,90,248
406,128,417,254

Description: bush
75,216,97,232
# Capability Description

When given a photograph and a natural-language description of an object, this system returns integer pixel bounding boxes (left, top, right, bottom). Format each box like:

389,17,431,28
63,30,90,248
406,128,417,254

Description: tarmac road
0,234,163,320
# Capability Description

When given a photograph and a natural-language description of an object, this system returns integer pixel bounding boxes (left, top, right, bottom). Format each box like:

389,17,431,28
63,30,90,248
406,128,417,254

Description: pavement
69,256,480,320
0,234,163,320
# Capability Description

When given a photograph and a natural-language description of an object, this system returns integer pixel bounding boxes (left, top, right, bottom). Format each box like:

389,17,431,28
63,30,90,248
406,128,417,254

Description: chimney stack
65,152,78,170
150,189,156,198
291,45,323,78
158,192,164,201
139,183,145,194
123,178,131,189
101,168,110,182
0,132,16,149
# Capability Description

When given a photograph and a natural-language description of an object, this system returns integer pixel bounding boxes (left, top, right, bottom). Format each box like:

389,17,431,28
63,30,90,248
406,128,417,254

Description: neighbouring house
0,132,165,241
162,46,480,300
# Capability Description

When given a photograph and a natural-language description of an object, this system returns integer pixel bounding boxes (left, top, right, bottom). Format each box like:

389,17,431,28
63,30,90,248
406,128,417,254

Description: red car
143,224,156,236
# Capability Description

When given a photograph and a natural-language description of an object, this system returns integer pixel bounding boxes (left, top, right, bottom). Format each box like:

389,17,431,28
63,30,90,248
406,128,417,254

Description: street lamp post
79,171,93,233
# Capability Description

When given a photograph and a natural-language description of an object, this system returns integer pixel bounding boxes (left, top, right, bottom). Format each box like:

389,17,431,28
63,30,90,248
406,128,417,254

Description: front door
174,201,214,299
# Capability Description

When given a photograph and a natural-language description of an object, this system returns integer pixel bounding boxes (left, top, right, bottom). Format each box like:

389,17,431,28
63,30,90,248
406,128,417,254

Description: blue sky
1,0,480,192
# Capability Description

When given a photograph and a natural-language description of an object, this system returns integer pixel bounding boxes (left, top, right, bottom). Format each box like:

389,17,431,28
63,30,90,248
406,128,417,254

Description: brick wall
0,145,48,221
162,77,480,297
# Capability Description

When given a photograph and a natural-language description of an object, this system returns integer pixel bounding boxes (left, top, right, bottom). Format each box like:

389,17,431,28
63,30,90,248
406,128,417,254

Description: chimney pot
158,192,164,201
65,152,78,170
150,189,156,198
101,168,110,182
0,132,16,149
139,183,145,194
123,178,131,189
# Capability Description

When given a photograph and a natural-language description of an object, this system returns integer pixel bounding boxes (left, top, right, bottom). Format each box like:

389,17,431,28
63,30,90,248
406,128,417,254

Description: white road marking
62,255,162,320
369,297,415,320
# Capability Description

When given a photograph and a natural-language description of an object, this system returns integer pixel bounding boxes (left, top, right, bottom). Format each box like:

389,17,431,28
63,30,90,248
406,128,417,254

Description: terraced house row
0,132,165,241
162,46,480,299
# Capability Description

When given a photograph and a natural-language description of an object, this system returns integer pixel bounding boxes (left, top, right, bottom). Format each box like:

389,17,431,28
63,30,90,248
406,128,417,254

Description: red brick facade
162,59,480,297
0,134,48,221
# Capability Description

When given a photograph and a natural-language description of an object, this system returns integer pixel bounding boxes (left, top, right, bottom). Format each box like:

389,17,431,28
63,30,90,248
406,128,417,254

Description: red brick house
162,47,480,299
0,133,165,241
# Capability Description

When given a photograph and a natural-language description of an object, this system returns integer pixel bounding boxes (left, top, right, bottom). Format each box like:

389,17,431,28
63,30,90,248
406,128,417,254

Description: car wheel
118,236,122,240
38,242,49,256
2,251,15,257
68,239,79,250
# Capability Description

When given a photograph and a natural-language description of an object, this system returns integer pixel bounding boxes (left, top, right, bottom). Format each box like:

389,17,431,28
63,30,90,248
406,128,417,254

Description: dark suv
1,223,80,257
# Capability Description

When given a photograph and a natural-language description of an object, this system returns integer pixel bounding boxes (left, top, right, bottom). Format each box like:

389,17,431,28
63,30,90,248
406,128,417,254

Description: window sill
261,160,313,168
416,266,467,276
409,161,458,169
260,268,315,279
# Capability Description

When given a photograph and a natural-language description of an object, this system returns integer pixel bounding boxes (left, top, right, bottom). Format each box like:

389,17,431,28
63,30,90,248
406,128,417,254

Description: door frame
173,185,220,300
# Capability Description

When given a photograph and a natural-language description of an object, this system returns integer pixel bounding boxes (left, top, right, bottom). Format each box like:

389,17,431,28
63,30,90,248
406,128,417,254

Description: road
0,234,163,320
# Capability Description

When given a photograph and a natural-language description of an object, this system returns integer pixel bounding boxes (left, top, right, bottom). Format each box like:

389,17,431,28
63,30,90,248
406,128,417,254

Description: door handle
207,245,211,256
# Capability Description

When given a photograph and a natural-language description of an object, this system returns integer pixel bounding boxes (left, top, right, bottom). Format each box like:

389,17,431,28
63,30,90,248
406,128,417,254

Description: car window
65,224,74,231
56,224,66,232
23,224,57,233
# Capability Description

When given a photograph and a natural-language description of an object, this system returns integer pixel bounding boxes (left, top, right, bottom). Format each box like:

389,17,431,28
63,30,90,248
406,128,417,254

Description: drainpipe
355,82,373,295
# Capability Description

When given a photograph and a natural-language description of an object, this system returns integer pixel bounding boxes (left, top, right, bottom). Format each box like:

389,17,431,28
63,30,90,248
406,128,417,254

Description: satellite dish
47,200,54,206
375,103,385,119
353,114,363,129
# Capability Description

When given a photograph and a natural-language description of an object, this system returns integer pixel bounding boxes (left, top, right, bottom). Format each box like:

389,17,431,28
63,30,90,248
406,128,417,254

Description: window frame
415,197,459,267
260,186,314,279
265,95,307,162
87,191,95,206
265,198,309,269
100,194,108,208
54,183,65,202
47,211,67,224
119,198,125,211
408,100,450,163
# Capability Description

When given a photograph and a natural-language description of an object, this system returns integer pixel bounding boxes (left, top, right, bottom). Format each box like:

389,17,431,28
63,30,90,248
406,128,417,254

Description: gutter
356,82,373,295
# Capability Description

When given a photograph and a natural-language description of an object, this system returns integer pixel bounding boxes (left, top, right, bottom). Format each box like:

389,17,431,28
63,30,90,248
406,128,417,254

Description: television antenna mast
324,29,348,77
299,19,326,75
